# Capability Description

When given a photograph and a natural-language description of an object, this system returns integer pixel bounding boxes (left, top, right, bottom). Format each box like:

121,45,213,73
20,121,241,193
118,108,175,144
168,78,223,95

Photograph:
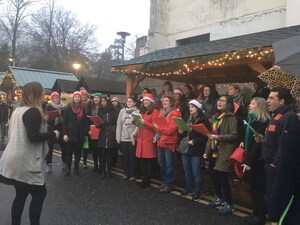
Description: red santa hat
189,99,202,109
173,87,184,96
50,91,60,99
80,89,88,95
142,93,155,103
73,91,82,99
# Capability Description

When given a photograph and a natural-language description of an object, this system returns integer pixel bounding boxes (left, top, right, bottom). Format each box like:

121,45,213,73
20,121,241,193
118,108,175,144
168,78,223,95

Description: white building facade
139,0,300,92
147,0,300,52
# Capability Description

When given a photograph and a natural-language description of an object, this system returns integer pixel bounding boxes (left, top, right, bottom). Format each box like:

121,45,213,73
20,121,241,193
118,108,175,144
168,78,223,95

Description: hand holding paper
87,115,104,126
190,124,211,136
243,120,264,138
131,112,143,127
172,118,189,131
152,117,168,129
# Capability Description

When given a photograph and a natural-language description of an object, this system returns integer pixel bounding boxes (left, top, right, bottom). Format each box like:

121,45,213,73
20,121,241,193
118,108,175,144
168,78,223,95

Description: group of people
0,80,299,225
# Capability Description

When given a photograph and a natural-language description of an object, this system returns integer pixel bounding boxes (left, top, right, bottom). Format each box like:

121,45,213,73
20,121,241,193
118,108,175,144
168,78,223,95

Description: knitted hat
189,99,202,109
80,89,88,95
142,93,155,103
173,87,183,96
111,96,120,103
73,91,82,99
94,92,102,98
50,91,60,99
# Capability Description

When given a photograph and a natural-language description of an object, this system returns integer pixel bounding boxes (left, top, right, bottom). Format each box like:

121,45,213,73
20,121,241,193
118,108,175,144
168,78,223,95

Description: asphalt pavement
0,150,246,225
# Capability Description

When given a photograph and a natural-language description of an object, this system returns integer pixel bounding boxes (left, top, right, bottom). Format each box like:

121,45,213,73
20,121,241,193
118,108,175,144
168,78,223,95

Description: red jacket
136,109,159,158
156,109,181,151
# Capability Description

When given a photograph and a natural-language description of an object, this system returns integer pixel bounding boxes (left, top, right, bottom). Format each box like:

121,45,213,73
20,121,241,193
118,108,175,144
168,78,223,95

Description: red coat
136,109,159,158
156,109,181,151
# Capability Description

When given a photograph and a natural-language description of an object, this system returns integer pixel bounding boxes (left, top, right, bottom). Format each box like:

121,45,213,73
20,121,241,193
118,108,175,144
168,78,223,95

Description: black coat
0,102,8,123
186,114,210,157
269,121,300,224
243,120,268,185
97,105,118,148
63,104,88,143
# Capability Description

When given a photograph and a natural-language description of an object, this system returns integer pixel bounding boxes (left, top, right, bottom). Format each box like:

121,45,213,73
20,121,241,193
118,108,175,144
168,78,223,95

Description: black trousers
46,139,67,165
66,142,82,171
100,147,114,172
90,140,101,169
264,163,277,214
140,158,156,186
250,184,266,220
209,157,232,204
12,182,47,225
120,142,136,178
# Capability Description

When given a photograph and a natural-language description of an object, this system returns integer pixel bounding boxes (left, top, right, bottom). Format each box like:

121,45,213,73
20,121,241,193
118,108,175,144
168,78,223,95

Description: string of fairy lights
0,72,22,96
111,47,274,77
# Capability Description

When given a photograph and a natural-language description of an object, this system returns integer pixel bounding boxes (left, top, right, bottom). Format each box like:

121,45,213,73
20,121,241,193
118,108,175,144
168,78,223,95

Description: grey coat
205,113,238,173
116,107,139,142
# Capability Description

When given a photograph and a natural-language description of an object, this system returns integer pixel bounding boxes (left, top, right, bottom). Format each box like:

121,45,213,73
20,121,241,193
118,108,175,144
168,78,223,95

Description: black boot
101,171,107,179
74,168,80,176
65,168,71,177
107,171,112,179
93,165,98,172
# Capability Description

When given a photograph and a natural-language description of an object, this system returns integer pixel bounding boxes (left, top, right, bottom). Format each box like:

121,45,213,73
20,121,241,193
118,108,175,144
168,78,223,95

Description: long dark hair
140,101,155,115
215,95,234,114
99,95,114,113
199,83,219,104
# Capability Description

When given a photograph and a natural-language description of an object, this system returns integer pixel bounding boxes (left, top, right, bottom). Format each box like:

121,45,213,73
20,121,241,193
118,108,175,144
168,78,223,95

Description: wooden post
126,74,145,97
248,63,267,74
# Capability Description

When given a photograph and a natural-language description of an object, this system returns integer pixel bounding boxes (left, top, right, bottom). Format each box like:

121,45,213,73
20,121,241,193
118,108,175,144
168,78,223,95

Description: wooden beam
248,63,267,73
126,75,145,97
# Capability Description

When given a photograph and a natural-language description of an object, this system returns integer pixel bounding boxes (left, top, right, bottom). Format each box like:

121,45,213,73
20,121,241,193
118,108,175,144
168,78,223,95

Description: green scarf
244,112,256,153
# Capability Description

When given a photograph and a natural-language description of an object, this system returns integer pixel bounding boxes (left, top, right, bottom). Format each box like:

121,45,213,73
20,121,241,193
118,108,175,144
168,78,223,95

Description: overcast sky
57,0,150,51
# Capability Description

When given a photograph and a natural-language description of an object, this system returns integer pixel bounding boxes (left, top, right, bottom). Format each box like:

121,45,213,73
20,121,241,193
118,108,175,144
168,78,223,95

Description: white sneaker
46,165,52,174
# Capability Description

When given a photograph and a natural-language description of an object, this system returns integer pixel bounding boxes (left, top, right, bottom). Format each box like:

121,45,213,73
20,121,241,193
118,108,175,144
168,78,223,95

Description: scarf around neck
50,101,66,113
72,105,83,121
162,107,173,117
244,112,256,153
210,112,226,157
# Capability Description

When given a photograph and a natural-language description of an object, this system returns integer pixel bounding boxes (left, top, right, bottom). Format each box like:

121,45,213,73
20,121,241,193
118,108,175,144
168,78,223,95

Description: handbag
176,136,189,154
229,147,245,178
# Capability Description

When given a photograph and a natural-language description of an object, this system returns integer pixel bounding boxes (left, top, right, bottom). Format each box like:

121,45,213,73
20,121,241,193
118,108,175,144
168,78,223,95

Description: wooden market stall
112,25,300,208
0,66,78,102
113,25,300,97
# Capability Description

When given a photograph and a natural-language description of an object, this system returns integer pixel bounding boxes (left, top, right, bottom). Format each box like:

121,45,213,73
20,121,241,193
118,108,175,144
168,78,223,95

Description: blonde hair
20,82,45,121
251,97,271,122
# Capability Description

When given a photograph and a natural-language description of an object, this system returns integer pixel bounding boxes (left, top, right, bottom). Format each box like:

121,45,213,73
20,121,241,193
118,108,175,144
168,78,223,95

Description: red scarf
72,105,83,121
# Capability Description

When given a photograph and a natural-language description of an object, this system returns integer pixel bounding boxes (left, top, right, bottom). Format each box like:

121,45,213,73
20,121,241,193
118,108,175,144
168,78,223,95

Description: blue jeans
157,147,175,188
181,154,202,195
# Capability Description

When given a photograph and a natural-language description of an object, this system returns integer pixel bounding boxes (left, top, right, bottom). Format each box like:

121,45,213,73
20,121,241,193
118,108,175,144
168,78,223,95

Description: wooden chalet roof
8,67,78,90
76,77,142,95
113,25,300,84
52,79,79,93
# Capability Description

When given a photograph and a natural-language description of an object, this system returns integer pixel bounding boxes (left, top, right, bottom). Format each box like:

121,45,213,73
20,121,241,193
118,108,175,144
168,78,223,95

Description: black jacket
97,105,118,148
262,106,298,166
244,120,268,185
0,102,8,123
62,104,88,143
186,114,210,157
269,121,300,224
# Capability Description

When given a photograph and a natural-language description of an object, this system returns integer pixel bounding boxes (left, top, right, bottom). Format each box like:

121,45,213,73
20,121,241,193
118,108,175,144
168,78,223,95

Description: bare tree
0,0,37,64
27,0,99,74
